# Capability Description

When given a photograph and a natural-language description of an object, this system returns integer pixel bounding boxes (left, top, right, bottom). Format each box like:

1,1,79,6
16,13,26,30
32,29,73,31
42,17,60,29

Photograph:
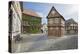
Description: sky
23,2,78,24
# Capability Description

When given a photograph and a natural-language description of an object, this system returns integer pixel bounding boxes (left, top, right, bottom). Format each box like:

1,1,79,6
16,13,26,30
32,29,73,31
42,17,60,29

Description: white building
9,1,23,40
41,23,48,33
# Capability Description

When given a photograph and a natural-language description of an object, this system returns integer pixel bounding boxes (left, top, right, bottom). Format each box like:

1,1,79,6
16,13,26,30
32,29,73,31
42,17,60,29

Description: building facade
41,23,48,33
9,1,23,52
9,1,23,40
65,19,78,34
22,9,41,33
47,6,65,37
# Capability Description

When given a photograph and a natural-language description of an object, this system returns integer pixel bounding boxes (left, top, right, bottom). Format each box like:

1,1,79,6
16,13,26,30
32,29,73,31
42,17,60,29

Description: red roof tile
23,9,41,18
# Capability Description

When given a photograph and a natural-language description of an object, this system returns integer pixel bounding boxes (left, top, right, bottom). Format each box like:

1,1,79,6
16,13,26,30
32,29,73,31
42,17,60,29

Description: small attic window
52,11,55,14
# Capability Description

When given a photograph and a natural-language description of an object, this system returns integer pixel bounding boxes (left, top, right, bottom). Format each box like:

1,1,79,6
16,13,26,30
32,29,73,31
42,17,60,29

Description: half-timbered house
22,9,41,33
65,19,78,34
47,6,65,37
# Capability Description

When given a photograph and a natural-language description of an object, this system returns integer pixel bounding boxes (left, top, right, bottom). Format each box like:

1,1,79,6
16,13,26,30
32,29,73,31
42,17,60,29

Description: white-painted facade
11,2,22,40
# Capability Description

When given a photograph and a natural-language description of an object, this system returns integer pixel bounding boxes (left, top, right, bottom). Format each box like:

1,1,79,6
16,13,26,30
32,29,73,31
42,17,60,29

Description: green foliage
23,26,40,33
22,14,41,33
23,14,41,25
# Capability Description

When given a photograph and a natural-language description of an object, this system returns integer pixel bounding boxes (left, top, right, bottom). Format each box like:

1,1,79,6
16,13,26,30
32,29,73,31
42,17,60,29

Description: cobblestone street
12,33,78,53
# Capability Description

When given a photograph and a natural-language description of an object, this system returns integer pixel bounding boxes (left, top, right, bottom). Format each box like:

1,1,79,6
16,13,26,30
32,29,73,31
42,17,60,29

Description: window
61,19,64,25
68,26,70,30
52,11,55,14
55,18,59,23
70,24,74,26
48,18,60,25
23,21,28,26
48,19,53,24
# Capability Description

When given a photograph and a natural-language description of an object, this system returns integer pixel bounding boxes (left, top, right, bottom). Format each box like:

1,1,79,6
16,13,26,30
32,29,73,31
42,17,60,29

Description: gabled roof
65,18,78,26
47,6,65,20
23,8,41,18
